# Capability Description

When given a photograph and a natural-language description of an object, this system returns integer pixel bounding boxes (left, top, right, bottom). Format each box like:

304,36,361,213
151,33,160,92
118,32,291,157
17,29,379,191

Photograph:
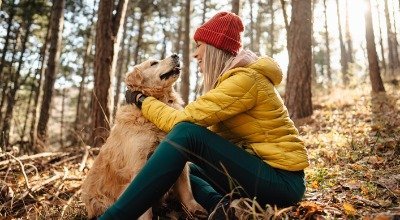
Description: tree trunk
124,16,135,71
345,0,354,63
249,0,254,51
336,0,349,85
60,88,66,148
30,16,51,152
311,0,317,87
0,44,16,129
174,1,184,93
1,16,33,148
0,0,15,81
323,0,332,82
391,4,400,69
174,2,183,56
181,0,191,104
232,0,240,15
133,7,147,65
36,0,65,149
284,0,313,119
193,0,207,98
113,13,129,120
267,0,276,57
254,1,265,55
74,2,96,132
91,0,128,148
157,8,168,60
384,0,396,73
364,0,385,92
376,0,387,73
75,36,92,131
279,0,289,34
21,81,35,150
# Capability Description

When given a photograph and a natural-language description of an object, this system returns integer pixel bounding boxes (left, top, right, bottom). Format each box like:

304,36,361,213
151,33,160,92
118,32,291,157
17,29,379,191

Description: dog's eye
150,61,158,66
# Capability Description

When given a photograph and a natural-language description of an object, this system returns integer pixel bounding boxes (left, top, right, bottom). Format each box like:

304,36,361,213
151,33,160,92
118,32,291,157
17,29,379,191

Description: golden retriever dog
81,54,207,219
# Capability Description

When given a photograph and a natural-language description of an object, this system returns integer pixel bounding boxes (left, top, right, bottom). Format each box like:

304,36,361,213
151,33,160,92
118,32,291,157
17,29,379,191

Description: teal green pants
99,122,305,219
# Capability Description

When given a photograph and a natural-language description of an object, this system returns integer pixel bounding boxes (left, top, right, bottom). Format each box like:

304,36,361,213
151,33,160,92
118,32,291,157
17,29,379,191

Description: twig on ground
373,181,399,199
51,154,81,167
60,188,82,218
0,152,68,167
2,173,63,208
24,164,39,177
79,146,90,172
5,153,30,190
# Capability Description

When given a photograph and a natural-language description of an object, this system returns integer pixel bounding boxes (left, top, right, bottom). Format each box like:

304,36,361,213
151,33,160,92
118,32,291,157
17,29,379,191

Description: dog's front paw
182,200,208,219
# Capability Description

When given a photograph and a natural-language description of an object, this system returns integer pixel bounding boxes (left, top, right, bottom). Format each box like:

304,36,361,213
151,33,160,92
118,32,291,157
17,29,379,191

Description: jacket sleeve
141,73,258,132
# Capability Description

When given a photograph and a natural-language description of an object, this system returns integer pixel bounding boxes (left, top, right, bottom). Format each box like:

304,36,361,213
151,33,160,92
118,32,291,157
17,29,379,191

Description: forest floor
0,83,399,220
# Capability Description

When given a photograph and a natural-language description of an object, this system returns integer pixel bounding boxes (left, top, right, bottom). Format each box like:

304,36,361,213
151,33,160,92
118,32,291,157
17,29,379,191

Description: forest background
0,0,399,219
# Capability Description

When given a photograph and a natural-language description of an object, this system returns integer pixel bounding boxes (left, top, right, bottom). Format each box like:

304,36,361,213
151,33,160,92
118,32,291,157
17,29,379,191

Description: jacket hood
220,50,283,86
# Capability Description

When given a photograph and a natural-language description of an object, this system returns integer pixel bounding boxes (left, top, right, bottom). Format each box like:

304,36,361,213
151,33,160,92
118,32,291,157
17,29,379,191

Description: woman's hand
125,90,147,109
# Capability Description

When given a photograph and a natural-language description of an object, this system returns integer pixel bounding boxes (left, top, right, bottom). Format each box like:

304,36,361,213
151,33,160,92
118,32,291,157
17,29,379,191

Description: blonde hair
202,44,235,92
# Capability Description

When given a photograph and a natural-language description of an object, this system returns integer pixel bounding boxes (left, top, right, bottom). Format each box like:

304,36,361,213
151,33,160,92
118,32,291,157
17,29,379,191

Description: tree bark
193,0,207,98
323,0,332,82
173,3,184,93
232,0,240,15
91,0,128,148
390,3,400,70
174,1,183,56
36,0,65,149
75,36,93,131
376,0,387,73
74,2,96,132
133,5,148,65
267,0,276,57
30,15,51,152
21,81,35,151
364,0,385,92
254,1,265,55
249,0,254,51
0,0,15,81
1,14,33,148
384,0,397,73
336,0,349,85
113,12,130,120
284,0,313,119
345,0,354,63
181,0,191,104
60,88,66,148
280,0,290,34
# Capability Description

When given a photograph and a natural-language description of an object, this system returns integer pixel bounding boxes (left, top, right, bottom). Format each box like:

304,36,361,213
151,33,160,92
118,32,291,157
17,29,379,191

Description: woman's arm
141,72,258,132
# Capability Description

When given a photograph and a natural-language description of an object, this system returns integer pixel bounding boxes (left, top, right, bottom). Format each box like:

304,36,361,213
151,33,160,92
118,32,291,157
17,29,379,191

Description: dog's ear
125,67,143,85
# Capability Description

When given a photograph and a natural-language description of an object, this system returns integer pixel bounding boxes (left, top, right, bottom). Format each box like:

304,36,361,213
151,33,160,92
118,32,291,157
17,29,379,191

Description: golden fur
81,55,206,219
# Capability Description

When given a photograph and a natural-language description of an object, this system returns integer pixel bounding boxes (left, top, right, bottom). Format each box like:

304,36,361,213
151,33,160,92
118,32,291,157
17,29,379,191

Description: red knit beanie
194,11,244,55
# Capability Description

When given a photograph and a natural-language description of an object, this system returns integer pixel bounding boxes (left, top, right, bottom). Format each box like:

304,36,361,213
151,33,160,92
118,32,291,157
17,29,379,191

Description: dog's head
125,54,181,97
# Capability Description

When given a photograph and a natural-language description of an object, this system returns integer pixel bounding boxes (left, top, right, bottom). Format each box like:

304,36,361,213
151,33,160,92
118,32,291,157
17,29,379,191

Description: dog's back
82,54,188,218
81,105,167,218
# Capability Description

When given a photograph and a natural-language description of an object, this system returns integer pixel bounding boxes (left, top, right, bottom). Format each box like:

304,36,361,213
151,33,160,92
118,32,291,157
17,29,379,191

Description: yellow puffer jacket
142,57,309,171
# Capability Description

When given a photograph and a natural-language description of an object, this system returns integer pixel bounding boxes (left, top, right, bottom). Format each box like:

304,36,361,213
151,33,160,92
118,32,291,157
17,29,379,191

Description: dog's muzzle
160,67,180,80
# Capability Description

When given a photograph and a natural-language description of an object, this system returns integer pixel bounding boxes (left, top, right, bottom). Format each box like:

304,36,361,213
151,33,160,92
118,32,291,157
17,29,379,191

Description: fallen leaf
372,214,393,220
342,179,362,190
343,202,356,216
312,180,319,189
296,201,325,218
376,199,393,207
365,156,385,165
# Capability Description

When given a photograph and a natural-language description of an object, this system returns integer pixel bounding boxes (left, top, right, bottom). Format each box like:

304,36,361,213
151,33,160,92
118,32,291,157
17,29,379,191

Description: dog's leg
138,208,152,220
175,163,208,218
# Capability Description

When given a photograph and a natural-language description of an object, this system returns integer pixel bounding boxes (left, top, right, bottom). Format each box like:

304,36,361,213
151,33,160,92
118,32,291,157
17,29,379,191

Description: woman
99,11,309,219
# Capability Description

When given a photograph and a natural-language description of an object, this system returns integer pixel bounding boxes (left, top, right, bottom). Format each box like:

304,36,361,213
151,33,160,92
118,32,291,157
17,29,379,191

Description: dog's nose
171,54,179,59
